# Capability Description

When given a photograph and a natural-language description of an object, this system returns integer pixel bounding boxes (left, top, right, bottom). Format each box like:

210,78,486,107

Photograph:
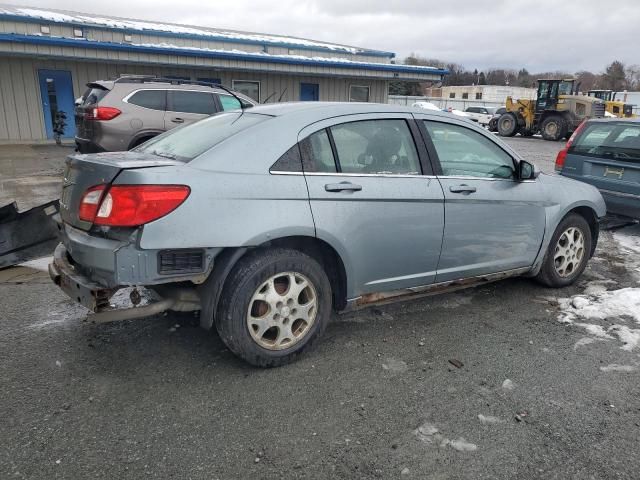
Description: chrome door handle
325,182,362,192
449,184,477,194
171,117,185,123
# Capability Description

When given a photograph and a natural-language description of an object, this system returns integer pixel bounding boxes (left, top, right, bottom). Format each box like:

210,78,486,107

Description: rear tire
535,214,592,288
497,113,518,137
214,248,332,367
540,115,568,141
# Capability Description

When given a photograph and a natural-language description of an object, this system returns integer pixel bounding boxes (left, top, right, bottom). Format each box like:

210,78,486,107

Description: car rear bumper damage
50,219,214,322
49,243,201,323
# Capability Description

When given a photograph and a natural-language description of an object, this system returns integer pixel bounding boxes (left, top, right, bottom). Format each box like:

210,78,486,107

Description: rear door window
571,122,640,163
300,130,337,173
127,90,166,111
330,120,421,175
169,91,217,114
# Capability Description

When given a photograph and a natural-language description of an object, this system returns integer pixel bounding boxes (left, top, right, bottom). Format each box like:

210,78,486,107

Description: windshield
571,122,640,163
558,81,574,95
134,112,269,162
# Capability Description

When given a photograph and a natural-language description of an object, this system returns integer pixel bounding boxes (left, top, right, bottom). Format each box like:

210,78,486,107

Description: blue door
38,69,75,139
300,83,319,101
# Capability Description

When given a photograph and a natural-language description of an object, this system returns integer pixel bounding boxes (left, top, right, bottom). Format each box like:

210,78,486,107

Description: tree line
391,55,639,95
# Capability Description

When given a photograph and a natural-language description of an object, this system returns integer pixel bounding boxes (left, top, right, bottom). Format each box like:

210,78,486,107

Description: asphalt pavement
1,137,639,480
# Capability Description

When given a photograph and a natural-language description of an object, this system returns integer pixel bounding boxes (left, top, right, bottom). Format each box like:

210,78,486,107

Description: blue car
557,118,640,219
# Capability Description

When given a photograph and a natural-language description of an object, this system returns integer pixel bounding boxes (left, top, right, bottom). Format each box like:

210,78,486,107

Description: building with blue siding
0,5,446,142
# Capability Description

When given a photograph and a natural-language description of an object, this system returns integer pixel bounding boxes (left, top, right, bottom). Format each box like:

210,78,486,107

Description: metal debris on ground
448,359,464,369
0,200,60,268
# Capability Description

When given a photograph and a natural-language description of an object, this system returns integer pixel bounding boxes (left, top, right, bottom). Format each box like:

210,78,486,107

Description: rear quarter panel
126,116,316,250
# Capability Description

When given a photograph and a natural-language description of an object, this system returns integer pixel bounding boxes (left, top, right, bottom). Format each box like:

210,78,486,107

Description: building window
449,92,455,99
232,80,260,102
349,85,370,102
476,92,483,100
124,33,133,42
40,25,50,35
462,93,469,99
73,27,83,38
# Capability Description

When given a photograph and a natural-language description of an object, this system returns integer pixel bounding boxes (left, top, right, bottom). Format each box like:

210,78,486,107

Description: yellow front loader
498,79,605,141
587,90,635,118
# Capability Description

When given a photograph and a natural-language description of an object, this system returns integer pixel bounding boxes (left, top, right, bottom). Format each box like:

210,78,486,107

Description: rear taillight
555,148,568,171
85,106,121,121
78,185,190,226
78,185,106,222
555,119,588,172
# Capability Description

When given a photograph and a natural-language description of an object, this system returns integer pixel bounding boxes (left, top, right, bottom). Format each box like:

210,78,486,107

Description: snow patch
18,255,52,272
1,6,370,54
413,422,477,452
600,364,637,373
573,337,597,349
382,358,408,373
502,379,516,391
559,288,640,324
557,287,640,351
478,414,505,425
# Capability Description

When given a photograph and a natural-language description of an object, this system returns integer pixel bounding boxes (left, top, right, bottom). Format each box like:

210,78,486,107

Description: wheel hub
553,227,585,277
246,272,318,351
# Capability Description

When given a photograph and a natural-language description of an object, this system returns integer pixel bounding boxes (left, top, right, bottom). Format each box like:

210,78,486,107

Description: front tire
215,248,332,367
497,113,518,137
535,214,592,287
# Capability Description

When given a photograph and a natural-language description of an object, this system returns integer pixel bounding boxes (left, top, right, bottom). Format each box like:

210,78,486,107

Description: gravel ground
1,138,639,480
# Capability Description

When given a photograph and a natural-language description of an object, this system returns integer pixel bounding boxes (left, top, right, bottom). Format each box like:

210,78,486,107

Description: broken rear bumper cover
49,243,202,322
48,243,114,312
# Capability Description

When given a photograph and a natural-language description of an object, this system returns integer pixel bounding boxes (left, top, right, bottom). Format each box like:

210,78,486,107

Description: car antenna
212,83,247,113
209,83,249,122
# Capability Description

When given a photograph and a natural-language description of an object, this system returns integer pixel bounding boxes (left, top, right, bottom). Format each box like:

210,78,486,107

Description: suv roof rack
113,75,222,88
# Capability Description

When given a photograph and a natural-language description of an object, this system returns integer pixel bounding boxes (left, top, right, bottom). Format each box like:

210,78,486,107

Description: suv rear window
571,122,640,163
127,90,166,111
134,112,268,162
81,86,108,106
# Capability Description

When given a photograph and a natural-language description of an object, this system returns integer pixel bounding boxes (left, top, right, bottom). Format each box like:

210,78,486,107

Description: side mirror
518,160,538,181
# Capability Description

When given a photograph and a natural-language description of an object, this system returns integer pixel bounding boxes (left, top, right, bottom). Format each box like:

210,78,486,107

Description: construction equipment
498,79,605,141
587,90,635,118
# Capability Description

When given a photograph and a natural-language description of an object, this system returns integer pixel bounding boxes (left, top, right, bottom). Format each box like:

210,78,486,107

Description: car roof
245,101,458,121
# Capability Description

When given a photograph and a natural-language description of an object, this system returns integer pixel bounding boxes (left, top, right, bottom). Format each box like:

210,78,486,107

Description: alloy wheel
246,272,318,350
553,227,585,277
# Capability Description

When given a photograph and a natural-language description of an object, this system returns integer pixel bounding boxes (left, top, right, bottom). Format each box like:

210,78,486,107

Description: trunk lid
565,152,640,196
60,151,183,230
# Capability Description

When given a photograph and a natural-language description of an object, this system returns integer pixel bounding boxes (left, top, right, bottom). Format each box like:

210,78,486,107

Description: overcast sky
6,0,639,73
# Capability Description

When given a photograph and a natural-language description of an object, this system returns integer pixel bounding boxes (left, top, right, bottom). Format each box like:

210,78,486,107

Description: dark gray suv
74,76,256,153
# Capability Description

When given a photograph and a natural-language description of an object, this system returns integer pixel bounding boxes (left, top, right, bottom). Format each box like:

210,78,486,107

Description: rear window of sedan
134,112,268,162
571,122,640,163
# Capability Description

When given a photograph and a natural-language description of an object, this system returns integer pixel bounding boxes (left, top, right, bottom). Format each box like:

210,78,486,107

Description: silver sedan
49,102,606,366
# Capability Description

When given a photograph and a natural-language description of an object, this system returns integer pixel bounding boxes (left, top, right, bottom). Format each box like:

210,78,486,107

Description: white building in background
441,85,537,102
